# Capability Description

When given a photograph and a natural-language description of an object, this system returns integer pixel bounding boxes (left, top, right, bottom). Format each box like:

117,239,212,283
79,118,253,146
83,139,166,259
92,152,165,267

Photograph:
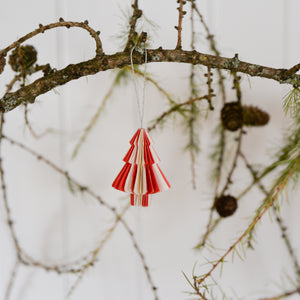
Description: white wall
0,0,300,299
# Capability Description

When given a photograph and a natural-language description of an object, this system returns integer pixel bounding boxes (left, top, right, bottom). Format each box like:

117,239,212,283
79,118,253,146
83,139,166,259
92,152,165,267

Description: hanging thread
130,44,148,128
112,43,170,207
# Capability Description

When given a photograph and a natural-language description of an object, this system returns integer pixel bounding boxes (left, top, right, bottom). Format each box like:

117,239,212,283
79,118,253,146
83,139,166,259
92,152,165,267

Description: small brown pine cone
9,45,37,72
215,195,237,217
242,105,270,126
221,102,243,131
0,55,6,74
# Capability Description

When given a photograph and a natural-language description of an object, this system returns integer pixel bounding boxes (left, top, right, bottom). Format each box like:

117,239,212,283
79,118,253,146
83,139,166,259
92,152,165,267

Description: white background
0,0,300,299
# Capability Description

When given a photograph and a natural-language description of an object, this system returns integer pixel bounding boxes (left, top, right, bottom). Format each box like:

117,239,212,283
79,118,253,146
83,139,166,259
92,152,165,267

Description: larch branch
1,49,299,113
124,0,142,52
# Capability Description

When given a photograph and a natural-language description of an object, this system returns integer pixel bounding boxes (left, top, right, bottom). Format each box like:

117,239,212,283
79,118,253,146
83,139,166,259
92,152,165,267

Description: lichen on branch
1,47,299,113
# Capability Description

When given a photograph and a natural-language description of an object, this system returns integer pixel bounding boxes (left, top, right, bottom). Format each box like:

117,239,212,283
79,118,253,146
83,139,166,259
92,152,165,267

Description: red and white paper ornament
112,128,170,207
112,46,170,206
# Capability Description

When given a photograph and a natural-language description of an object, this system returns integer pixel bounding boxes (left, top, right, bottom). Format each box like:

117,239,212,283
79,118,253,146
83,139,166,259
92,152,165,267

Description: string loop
130,44,147,128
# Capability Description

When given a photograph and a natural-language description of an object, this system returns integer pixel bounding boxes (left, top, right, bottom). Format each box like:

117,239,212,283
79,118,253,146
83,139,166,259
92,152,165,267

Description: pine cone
9,45,37,72
243,105,270,126
221,102,243,131
0,55,6,74
215,195,237,217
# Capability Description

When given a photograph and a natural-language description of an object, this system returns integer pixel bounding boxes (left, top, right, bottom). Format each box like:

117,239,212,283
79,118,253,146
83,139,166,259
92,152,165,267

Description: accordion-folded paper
112,128,170,207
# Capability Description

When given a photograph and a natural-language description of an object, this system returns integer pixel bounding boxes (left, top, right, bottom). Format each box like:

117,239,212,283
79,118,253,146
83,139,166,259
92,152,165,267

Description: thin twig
72,65,178,158
188,4,198,189
1,120,126,275
193,2,226,104
4,260,20,300
0,113,22,299
197,155,300,287
2,135,159,299
148,95,211,132
175,0,186,49
260,287,300,300
240,151,300,277
0,115,22,255
193,277,208,300
273,209,300,281
126,66,176,105
232,70,242,104
0,20,102,57
4,75,21,94
124,0,142,52
220,128,243,195
195,150,283,249
214,128,225,196
281,63,300,81
23,104,52,139
191,4,228,249
205,67,215,110
72,77,116,158
195,2,226,242
67,203,130,296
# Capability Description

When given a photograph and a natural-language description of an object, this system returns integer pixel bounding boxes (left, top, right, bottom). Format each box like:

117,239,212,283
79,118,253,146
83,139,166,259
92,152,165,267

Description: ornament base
131,194,149,207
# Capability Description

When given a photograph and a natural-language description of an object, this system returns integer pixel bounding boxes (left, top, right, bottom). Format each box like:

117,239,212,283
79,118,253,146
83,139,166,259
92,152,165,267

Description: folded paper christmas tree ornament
112,128,170,207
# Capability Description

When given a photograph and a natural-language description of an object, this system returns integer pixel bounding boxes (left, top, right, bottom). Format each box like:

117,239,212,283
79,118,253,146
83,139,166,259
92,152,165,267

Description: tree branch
260,287,300,300
124,0,142,52
175,0,186,49
148,95,211,131
281,63,300,82
1,49,299,113
197,155,300,287
0,20,102,59
2,134,159,299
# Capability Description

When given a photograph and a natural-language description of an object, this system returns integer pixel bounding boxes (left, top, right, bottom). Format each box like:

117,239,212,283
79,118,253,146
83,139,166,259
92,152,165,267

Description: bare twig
124,0,142,52
220,128,243,195
72,65,177,158
148,95,211,132
127,65,176,105
240,151,300,277
260,287,300,300
0,19,102,58
71,77,116,158
205,67,215,110
193,2,226,104
24,104,52,139
188,4,198,189
273,209,300,281
195,149,284,250
0,115,23,255
4,75,21,95
197,155,300,287
67,203,130,296
0,113,23,300
232,69,242,104
281,63,300,81
4,260,20,300
175,0,186,49
218,71,244,197
193,276,208,300
1,119,127,275
2,135,159,299
191,4,227,249
198,207,215,250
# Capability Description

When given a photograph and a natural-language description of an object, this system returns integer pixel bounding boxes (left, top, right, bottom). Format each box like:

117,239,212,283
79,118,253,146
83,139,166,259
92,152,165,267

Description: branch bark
1,49,299,112
124,0,142,52
0,20,102,58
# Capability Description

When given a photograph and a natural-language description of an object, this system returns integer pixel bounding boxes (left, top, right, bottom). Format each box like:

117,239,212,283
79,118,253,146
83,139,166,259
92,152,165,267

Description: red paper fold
112,128,170,207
